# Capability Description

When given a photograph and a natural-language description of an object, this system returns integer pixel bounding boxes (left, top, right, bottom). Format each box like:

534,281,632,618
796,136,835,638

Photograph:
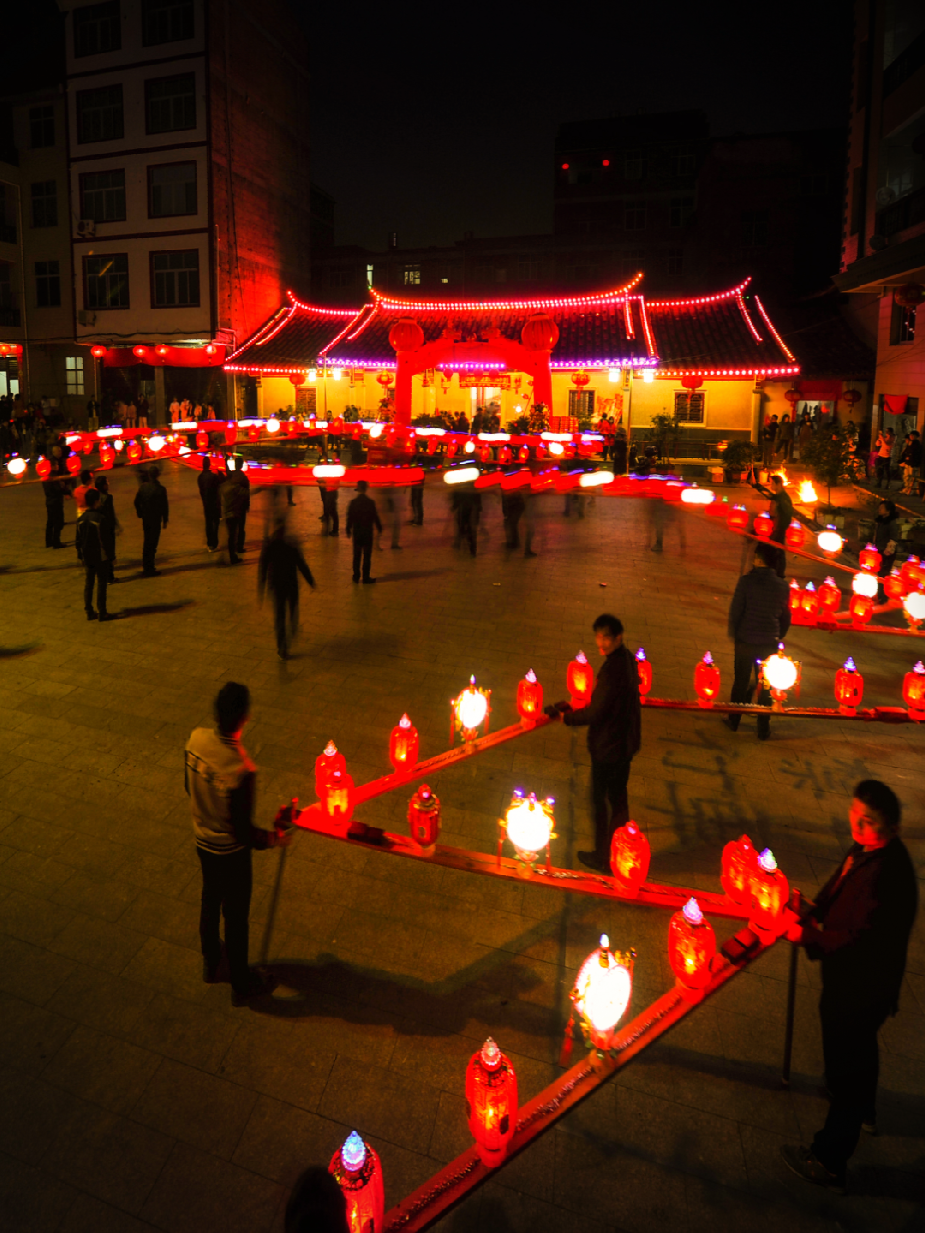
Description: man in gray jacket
724,540,791,739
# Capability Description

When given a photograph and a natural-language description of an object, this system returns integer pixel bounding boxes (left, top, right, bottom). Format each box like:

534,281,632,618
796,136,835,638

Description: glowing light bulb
681,486,714,505
505,792,554,865
443,467,480,484
903,590,925,625
341,1131,366,1171
852,571,878,598
758,848,777,873
682,897,703,925
6,457,27,476
763,646,798,692
148,434,166,452
817,526,843,556
266,417,280,433
456,676,488,732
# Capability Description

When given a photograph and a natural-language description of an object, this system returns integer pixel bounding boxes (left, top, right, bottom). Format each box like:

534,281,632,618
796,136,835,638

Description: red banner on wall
884,394,908,416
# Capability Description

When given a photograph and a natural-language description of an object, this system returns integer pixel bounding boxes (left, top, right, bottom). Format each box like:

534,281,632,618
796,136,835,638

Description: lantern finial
341,1131,366,1171
682,897,703,925
480,1038,501,1068
758,848,777,873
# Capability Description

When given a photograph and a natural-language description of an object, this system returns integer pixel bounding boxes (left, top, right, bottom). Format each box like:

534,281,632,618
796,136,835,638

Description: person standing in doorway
198,455,223,552
346,479,381,583
258,520,316,660
184,682,293,1005
134,464,169,576
545,613,641,873
723,540,791,740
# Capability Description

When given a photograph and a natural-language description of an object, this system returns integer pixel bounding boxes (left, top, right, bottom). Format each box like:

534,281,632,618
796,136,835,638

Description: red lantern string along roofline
656,367,800,378
753,296,798,364
282,292,362,316
252,306,301,350
320,306,378,357
735,288,763,343
646,277,752,308
367,275,645,314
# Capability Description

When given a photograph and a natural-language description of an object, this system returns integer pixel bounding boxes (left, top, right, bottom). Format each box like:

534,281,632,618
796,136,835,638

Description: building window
403,264,421,286
624,150,645,180
80,169,126,222
66,356,85,395
669,145,695,177
625,203,647,230
145,73,196,134
741,209,769,246
76,85,124,143
891,302,916,345
30,181,58,228
74,1,121,58
568,390,595,418
621,249,646,277
669,196,694,228
85,253,129,309
142,0,194,45
35,260,61,308
29,105,54,149
518,259,539,281
0,261,13,309
674,391,705,423
148,162,197,217
329,269,351,288
151,250,199,307
366,262,374,287
667,249,683,277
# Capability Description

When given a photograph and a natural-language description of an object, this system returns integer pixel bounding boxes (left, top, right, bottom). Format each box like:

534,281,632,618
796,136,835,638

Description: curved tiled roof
225,278,800,377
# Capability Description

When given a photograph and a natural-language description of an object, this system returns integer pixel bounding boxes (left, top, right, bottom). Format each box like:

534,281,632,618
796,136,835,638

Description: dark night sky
305,0,854,251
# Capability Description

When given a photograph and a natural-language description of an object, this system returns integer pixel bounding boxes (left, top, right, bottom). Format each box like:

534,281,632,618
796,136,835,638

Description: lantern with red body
571,371,590,389
225,422,238,446
567,651,594,708
903,661,925,720
329,1131,384,1233
389,714,419,772
900,556,923,589
518,445,529,462
668,898,716,993
841,388,862,409
903,588,925,629
288,373,305,389
884,569,905,600
407,784,440,854
499,445,512,463
466,1038,518,1167
99,443,114,469
321,768,354,826
479,445,491,463
721,834,759,904
453,676,490,742
753,512,773,539
859,543,881,572
634,647,652,700
783,388,801,413
784,520,805,549
446,442,458,459
570,935,634,1054
817,577,841,618
155,344,169,358
727,504,748,531
36,456,51,479
835,657,863,715
800,581,819,620
427,438,438,456
314,740,346,798
247,424,259,442
516,669,543,723
127,440,142,464
376,372,394,391
609,820,650,896
196,430,208,450
521,313,560,352
749,848,788,935
132,345,148,360
693,651,720,707
66,453,81,475
849,594,874,626
788,580,803,615
82,437,95,455
91,345,106,359
760,644,800,709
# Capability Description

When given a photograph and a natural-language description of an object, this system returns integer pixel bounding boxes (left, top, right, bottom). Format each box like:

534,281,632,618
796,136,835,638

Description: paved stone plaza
0,460,923,1233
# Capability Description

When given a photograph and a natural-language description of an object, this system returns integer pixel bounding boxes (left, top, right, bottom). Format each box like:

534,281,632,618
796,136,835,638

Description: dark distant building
834,0,925,436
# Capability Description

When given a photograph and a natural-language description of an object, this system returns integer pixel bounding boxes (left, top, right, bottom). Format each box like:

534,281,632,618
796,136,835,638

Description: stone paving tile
139,1142,283,1233
41,1022,163,1115
58,1192,166,1233
0,1149,80,1232
130,1057,259,1160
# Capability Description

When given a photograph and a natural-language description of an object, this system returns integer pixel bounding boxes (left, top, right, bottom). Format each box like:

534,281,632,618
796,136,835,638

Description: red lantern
518,446,529,462
466,1038,518,1167
800,581,819,620
784,520,805,549
388,318,425,353
36,456,51,480
66,454,81,475
446,442,458,460
634,648,652,699
499,445,512,463
749,848,788,935
859,543,881,572
389,714,419,772
225,422,238,446
479,445,491,463
841,388,861,408
849,594,873,626
884,569,905,600
427,438,438,455
407,784,441,854
321,768,354,826
817,577,841,617
329,1132,384,1233
783,387,801,410
315,740,346,798
82,437,94,455
516,669,543,723
721,835,759,905
247,424,259,442
668,898,716,992
376,372,394,389
132,345,148,359
893,283,925,309
91,345,106,359
903,661,925,720
99,443,114,468
727,504,748,531
520,313,560,351
900,557,923,590
567,651,594,707
753,511,773,539
835,657,863,716
788,580,803,615
571,371,590,389
609,820,650,896
693,651,720,707
570,935,634,1053
127,440,142,463
196,430,208,450
288,372,305,388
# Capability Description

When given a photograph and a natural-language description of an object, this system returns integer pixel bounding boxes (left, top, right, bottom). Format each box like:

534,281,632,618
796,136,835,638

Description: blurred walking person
346,479,381,583
42,446,69,548
134,464,169,576
76,488,115,620
198,455,223,551
258,520,316,660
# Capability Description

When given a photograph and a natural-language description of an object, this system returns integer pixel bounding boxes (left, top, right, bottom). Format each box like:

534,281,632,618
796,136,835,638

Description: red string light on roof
254,305,301,349
754,296,797,363
284,292,363,316
735,289,763,343
320,307,374,356
345,305,377,342
638,299,657,357
370,275,644,314
655,366,800,378
225,306,292,360
647,278,752,309
624,299,635,339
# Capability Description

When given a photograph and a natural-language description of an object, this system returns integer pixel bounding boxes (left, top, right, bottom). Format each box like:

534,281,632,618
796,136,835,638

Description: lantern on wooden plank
694,651,720,707
407,784,440,854
668,898,716,992
329,1131,384,1233
466,1038,518,1167
567,651,594,708
389,714,418,772
516,669,543,723
609,821,650,897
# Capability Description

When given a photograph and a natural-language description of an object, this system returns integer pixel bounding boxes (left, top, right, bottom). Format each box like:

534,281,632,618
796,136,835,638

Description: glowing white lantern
579,470,614,488
443,467,480,484
368,423,384,438
548,442,564,455
113,438,125,451
571,934,634,1052
642,369,655,383
454,675,490,741
763,645,798,692
504,790,555,873
313,463,346,478
851,571,878,599
266,417,280,434
148,434,166,453
817,525,844,557
6,457,27,477
903,589,925,628
464,439,476,453
681,486,714,505
178,445,191,456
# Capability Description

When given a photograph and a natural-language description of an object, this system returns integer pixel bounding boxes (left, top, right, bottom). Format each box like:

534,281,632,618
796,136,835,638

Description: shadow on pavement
375,568,453,583
0,643,42,658
116,599,196,618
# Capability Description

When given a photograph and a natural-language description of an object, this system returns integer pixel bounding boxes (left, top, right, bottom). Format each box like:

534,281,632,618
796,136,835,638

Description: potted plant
720,439,756,483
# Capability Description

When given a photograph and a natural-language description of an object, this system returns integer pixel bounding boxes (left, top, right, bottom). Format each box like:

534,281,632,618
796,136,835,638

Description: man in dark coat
723,540,791,739
258,521,316,660
545,613,642,873
752,472,794,576
197,456,223,551
94,474,120,583
346,479,382,583
236,464,251,553
220,466,248,565
42,446,69,548
781,780,918,1193
76,488,116,620
134,464,169,576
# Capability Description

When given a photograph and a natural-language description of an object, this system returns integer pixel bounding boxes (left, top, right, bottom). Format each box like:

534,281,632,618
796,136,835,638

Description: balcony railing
876,185,925,238
884,28,925,98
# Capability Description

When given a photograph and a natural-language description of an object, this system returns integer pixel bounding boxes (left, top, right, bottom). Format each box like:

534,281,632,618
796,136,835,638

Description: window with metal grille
85,253,129,308
76,85,124,143
145,73,196,134
403,264,421,285
674,391,705,423
74,1,121,57
80,169,126,222
0,261,14,309
35,261,61,308
66,356,85,395
148,162,196,217
568,390,595,417
625,203,647,230
142,0,194,45
151,250,199,306
891,302,916,344
29,106,54,149
624,150,645,180
669,196,694,227
31,181,58,228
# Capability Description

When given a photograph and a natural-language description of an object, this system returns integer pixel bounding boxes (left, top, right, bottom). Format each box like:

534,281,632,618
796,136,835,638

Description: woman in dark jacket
872,499,900,600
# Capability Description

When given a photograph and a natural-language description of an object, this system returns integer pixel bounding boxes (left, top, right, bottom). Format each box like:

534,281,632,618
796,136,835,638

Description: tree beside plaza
801,422,862,507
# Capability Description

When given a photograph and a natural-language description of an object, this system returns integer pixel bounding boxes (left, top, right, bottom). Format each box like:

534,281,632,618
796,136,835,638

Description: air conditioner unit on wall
76,219,96,237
